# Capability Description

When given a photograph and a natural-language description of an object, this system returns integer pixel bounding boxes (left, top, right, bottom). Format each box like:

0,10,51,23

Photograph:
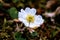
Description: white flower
18,7,44,29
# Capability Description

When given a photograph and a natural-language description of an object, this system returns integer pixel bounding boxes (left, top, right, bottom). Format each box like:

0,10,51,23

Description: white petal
29,22,40,28
21,9,27,15
18,18,24,22
34,15,44,26
21,9,24,12
29,15,44,28
18,16,29,27
29,23,36,28
30,8,36,15
18,12,24,18
18,11,27,20
22,20,29,27
25,7,36,15
25,7,31,13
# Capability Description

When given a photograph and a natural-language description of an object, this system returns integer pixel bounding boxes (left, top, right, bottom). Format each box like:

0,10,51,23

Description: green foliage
8,7,18,19
14,32,26,40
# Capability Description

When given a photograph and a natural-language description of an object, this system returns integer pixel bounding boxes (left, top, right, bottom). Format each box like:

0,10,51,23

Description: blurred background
0,0,60,40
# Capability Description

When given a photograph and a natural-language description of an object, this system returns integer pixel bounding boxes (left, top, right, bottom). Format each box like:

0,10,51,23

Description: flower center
26,14,35,23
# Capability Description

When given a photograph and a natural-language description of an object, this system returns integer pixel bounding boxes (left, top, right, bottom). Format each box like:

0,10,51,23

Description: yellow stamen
26,14,35,23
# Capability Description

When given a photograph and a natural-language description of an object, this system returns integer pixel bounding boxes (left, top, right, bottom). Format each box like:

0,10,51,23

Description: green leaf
14,32,26,40
8,7,18,19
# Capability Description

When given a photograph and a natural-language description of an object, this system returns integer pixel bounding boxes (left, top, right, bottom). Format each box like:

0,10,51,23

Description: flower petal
33,15,44,27
28,15,44,28
29,23,37,28
21,9,27,15
18,9,27,19
19,17,29,27
22,20,29,27
30,8,36,15
25,7,31,13
36,15,44,24
18,12,23,18
25,7,36,15
18,12,25,20
18,18,24,22
18,12,28,24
